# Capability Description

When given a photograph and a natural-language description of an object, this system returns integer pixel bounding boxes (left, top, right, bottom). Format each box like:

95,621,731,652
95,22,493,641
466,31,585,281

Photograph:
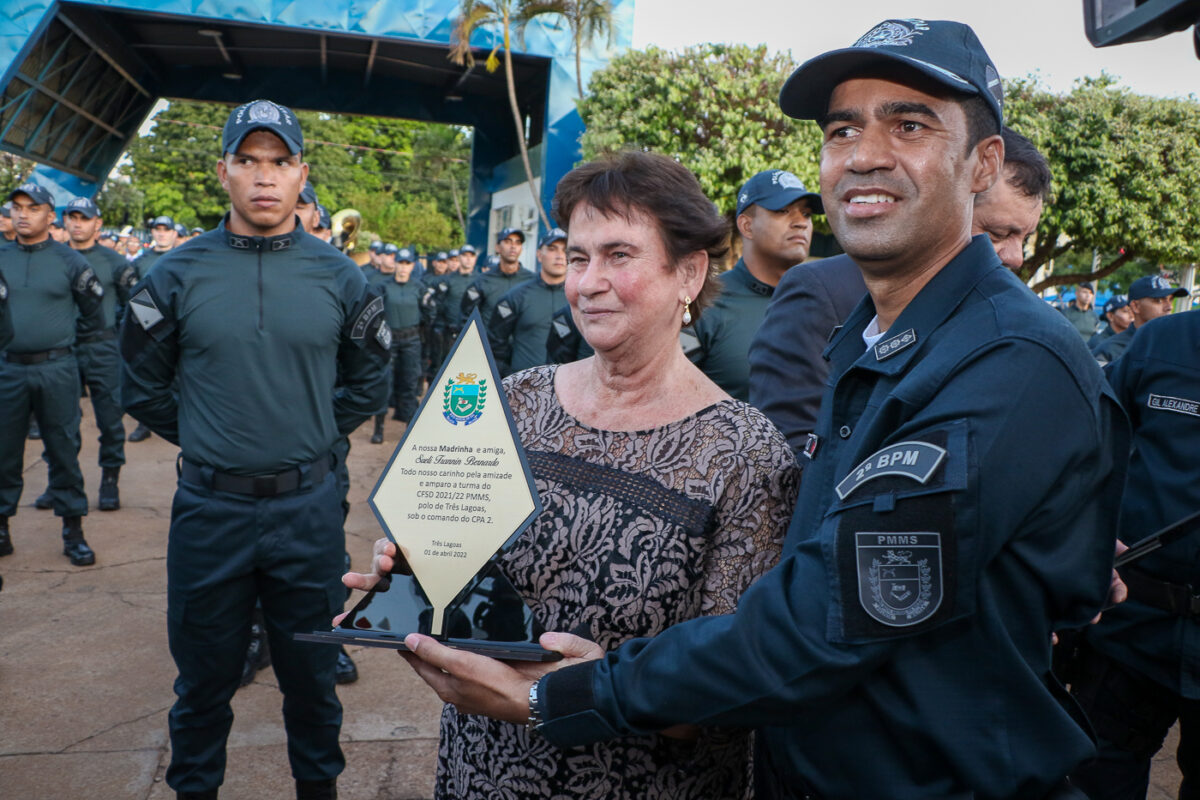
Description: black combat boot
335,647,359,684
239,608,271,688
34,492,51,509
27,414,40,440
98,466,121,511
296,778,337,800
370,413,385,444
128,423,151,442
61,516,95,566
0,516,12,556
177,790,218,800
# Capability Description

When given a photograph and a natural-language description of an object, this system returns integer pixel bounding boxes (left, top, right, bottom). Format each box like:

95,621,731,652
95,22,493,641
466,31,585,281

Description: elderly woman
350,151,798,799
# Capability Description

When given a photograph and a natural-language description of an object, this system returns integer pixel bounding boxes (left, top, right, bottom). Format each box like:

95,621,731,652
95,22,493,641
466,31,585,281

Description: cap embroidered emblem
248,100,281,124
776,171,804,190
854,19,930,48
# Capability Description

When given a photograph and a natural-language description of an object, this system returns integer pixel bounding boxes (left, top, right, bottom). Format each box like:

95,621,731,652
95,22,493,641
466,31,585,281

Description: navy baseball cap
435,251,449,260
1129,275,1187,301
736,170,823,217
497,227,525,243
779,19,1004,129
65,196,101,219
382,243,399,256
485,254,501,270
397,247,415,263
460,244,477,254
316,204,331,229
1103,295,1129,315
222,99,303,156
151,215,175,229
298,182,317,205
174,223,188,237
1077,282,1095,292
191,226,204,235
449,248,460,258
368,240,383,254
9,182,53,206
538,227,568,248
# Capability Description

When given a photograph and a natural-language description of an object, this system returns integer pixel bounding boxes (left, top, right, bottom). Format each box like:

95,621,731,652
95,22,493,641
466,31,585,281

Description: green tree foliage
115,100,470,249
0,152,36,193
578,44,822,218
519,0,617,97
1006,75,1200,291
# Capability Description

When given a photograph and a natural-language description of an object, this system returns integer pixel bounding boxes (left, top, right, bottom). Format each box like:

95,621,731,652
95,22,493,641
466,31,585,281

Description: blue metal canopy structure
0,0,633,246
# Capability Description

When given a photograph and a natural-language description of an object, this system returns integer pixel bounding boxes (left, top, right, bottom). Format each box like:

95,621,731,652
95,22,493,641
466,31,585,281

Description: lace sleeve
698,405,800,616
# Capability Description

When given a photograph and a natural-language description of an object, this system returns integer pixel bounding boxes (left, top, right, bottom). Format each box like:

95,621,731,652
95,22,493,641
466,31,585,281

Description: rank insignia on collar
229,235,250,249
874,328,916,361
836,440,946,500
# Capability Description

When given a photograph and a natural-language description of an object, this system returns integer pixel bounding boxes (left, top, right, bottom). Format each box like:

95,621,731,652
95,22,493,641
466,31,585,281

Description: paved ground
0,406,1184,799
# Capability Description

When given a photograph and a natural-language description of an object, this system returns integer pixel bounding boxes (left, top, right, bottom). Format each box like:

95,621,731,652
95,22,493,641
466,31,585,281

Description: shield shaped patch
855,532,942,627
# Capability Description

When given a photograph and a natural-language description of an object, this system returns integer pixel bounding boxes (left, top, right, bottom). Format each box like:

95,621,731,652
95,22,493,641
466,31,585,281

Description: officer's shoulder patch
835,440,946,500
128,288,164,330
351,294,385,340
74,266,99,294
679,328,701,356
466,286,481,301
496,300,513,319
854,532,944,627
552,318,571,339
1147,393,1199,418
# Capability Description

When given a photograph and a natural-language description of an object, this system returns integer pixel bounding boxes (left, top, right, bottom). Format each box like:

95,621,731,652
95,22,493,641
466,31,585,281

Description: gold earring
682,296,693,326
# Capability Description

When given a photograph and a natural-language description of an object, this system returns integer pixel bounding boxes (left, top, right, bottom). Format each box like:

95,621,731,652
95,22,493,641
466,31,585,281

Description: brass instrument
331,208,369,265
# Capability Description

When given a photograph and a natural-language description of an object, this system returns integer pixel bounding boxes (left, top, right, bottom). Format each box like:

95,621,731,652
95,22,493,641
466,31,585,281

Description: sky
629,0,1200,99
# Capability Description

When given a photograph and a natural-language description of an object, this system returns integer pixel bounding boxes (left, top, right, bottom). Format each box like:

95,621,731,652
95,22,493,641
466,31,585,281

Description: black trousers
1070,641,1199,800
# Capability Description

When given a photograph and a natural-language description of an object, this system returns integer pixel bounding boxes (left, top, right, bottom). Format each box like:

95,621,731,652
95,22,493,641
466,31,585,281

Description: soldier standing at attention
462,228,531,327
683,169,822,400
441,243,477,340
51,196,137,510
128,214,180,443
374,247,427,442
0,183,105,565
486,228,568,376
120,99,390,800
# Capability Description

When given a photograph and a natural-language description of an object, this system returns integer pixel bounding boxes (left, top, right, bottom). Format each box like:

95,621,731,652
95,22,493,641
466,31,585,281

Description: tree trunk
575,29,584,97
1030,250,1134,294
502,13,552,231
448,171,467,235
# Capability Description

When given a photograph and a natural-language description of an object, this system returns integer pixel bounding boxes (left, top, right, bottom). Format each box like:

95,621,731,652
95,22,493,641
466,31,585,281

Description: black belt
1120,567,1200,619
4,347,73,364
76,328,116,345
391,325,421,340
179,454,332,497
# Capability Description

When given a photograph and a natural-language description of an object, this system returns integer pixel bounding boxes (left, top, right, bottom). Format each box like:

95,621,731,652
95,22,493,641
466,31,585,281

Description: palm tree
518,0,616,98
450,0,555,230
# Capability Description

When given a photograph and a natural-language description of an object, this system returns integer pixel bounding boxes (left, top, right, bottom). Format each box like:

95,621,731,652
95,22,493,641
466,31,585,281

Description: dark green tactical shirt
682,259,775,401
486,274,566,376
461,267,533,328
383,276,429,331
132,247,170,280
120,219,390,475
0,238,103,353
75,243,136,333
441,271,475,331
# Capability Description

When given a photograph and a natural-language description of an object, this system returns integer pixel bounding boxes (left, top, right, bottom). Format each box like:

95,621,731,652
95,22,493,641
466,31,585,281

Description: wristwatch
526,678,545,734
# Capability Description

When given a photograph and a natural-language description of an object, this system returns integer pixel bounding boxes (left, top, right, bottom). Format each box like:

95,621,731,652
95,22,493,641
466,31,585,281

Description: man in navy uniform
57,195,137,510
128,214,181,443
0,183,105,565
121,99,390,800
461,228,531,327
1070,308,1200,800
487,228,568,376
1088,294,1132,353
1061,282,1101,341
441,243,477,340
374,247,428,441
683,170,821,400
388,20,1129,799
751,124,1051,458
1094,275,1187,365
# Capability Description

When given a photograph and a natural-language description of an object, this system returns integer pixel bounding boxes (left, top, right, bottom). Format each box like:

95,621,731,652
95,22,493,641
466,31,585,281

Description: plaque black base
296,561,562,663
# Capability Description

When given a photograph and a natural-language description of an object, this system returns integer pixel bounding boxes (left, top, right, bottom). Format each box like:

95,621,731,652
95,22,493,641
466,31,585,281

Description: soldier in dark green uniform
461,227,532,327
1059,281,1101,341
441,243,477,339
682,169,822,401
128,214,179,443
373,247,428,442
57,196,137,510
1088,294,1132,353
120,100,390,800
545,303,594,364
362,239,383,283
420,250,452,382
0,269,14,578
487,228,568,376
0,183,105,565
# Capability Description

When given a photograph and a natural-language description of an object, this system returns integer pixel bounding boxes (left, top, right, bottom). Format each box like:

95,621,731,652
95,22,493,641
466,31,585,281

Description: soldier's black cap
368,240,383,254
151,215,175,229
191,226,204,235
9,182,53,206
397,247,415,263
435,251,449,261
497,227,525,243
459,244,477,254
298,182,318,205
316,204,331,230
382,243,399,256
65,196,101,219
222,99,303,156
1129,275,1187,301
779,19,1003,129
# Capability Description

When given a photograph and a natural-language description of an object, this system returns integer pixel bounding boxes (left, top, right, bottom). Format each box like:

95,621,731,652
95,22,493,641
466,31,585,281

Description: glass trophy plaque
297,311,557,661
